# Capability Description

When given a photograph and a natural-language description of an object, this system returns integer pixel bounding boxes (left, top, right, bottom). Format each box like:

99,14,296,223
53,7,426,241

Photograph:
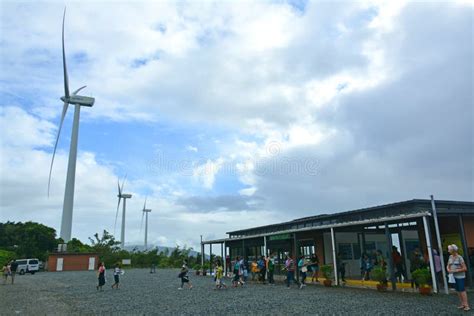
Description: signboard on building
122,259,132,265
269,233,291,241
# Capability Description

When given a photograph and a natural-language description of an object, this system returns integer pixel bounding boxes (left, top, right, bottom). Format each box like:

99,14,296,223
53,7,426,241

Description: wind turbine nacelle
122,194,132,199
61,95,95,107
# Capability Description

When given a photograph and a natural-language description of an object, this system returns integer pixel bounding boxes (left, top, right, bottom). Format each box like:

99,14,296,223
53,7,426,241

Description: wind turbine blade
72,85,87,95
114,197,121,236
62,7,70,98
117,178,121,196
47,100,69,197
143,197,147,211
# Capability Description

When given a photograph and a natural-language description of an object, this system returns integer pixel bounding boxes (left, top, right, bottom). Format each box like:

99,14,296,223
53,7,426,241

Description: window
338,243,353,260
16,260,27,265
29,260,38,264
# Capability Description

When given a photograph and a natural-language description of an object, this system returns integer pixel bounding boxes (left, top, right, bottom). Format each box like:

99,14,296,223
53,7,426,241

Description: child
214,261,227,290
111,264,121,289
2,263,10,285
178,260,193,290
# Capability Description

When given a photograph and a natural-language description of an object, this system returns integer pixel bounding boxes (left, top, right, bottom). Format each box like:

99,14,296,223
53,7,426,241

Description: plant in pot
372,266,388,292
321,265,333,287
202,264,208,276
194,264,201,275
412,268,432,295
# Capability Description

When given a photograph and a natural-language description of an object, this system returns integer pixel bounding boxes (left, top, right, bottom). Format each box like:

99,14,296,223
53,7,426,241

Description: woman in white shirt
447,244,470,311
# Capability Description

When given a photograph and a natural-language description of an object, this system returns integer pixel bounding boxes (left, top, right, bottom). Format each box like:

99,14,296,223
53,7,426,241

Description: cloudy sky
0,0,472,250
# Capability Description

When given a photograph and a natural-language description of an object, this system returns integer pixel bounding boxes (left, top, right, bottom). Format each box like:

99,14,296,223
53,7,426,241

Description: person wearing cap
447,244,470,311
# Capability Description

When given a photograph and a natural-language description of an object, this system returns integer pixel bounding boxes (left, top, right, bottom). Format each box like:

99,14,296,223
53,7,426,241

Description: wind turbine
140,198,152,250
48,8,95,242
115,177,132,248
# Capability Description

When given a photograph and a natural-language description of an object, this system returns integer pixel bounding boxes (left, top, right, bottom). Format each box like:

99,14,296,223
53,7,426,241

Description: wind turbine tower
116,178,132,248
141,199,152,250
48,8,95,242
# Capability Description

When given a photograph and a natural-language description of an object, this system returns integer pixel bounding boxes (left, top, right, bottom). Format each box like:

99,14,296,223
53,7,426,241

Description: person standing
285,255,296,288
432,249,443,289
111,264,122,289
409,248,424,289
361,253,372,281
2,263,10,285
298,256,307,289
214,260,227,290
9,260,18,285
337,252,346,283
267,255,275,285
178,260,193,290
96,262,106,291
392,246,406,283
250,260,258,281
257,256,266,284
310,253,320,283
226,255,231,274
447,244,470,311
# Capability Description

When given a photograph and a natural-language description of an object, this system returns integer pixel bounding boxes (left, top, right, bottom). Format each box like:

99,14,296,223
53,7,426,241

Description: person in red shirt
392,246,406,282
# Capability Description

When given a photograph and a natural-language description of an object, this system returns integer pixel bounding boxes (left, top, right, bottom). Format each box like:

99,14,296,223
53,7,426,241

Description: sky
0,0,473,250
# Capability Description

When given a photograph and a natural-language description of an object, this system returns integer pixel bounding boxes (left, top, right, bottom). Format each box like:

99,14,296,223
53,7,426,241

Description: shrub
371,266,387,284
412,268,431,287
321,264,333,279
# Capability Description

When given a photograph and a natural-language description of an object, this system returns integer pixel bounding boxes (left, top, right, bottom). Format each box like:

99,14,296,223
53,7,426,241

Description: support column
431,195,449,294
264,236,267,257
294,233,299,282
221,242,224,261
223,241,227,274
422,216,438,293
384,223,396,291
459,215,472,288
331,227,338,286
209,243,213,275
200,235,204,269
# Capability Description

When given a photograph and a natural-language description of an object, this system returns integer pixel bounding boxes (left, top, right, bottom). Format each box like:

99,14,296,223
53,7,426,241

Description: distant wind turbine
140,198,152,250
115,177,132,248
48,8,95,242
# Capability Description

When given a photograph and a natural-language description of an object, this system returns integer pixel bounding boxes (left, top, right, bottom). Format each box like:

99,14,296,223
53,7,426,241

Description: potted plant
372,266,388,292
202,263,208,276
194,265,201,275
412,268,432,295
321,265,333,287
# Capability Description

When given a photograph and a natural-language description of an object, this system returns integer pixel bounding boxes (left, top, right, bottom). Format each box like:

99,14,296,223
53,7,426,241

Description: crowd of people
220,253,322,289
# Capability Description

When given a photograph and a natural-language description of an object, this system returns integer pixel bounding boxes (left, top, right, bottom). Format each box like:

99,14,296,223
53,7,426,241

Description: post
223,241,227,274
422,216,438,293
331,227,338,286
200,235,204,268
210,243,213,275
384,223,396,290
459,215,472,288
60,105,81,242
294,233,299,282
264,236,267,257
431,195,448,294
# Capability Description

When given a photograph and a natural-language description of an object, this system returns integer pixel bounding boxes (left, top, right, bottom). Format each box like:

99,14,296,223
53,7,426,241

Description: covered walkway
201,198,474,294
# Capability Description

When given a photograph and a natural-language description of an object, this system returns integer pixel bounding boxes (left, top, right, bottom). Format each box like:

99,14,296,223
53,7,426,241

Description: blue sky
0,0,472,249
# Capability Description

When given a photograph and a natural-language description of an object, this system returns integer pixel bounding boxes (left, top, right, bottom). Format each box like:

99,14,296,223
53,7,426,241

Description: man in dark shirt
9,260,18,284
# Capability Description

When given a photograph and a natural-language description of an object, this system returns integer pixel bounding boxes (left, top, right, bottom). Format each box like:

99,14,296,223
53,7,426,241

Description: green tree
0,221,59,260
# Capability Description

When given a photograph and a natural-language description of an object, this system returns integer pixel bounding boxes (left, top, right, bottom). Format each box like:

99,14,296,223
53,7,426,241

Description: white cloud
192,158,224,190
186,145,198,152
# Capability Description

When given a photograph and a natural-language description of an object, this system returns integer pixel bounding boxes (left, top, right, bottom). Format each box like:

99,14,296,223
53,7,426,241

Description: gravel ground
0,269,469,315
